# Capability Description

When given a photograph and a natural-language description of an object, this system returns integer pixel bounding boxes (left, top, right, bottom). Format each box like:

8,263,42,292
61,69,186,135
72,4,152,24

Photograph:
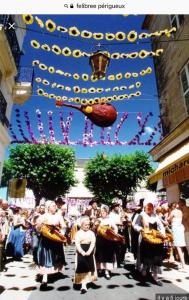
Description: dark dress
37,235,66,271
76,244,95,274
95,235,117,265
140,222,164,267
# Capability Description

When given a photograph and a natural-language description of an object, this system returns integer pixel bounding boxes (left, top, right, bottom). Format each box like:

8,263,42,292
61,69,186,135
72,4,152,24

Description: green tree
1,144,76,204
84,151,153,208
1,160,12,187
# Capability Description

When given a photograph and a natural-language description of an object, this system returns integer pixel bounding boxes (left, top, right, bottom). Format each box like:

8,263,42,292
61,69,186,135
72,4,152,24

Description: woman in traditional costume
134,201,165,286
36,201,67,285
6,207,26,261
74,216,97,293
95,206,118,279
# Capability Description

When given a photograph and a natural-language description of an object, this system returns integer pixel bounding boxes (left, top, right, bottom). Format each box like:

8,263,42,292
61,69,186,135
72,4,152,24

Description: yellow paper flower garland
37,87,142,105
33,59,152,81
22,14,34,25
35,77,142,93
23,15,176,43
30,39,164,60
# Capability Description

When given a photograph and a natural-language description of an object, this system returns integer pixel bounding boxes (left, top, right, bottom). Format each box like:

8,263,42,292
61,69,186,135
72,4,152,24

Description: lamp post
89,50,110,80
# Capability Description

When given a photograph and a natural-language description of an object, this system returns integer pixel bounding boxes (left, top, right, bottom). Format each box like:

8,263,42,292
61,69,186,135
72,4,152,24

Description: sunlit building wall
145,15,189,203
0,15,33,183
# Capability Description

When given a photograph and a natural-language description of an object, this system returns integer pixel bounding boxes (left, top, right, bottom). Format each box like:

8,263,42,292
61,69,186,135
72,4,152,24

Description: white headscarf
45,200,56,212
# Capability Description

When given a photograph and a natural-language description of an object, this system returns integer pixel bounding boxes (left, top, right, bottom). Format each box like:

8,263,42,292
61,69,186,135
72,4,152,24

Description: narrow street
0,246,188,300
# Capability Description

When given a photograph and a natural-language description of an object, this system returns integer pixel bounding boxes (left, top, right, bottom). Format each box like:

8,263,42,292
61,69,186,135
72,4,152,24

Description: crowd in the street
0,197,189,293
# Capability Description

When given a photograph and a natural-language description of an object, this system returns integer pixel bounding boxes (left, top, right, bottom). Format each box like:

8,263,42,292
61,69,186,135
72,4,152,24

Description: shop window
170,15,184,30
180,61,189,114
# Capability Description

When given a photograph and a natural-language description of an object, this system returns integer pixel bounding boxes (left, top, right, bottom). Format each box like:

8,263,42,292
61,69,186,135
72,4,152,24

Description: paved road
0,245,188,300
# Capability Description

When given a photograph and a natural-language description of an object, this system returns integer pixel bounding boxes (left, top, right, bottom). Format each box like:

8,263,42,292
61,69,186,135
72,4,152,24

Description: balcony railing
16,66,34,87
0,90,9,128
13,66,34,104
0,15,21,69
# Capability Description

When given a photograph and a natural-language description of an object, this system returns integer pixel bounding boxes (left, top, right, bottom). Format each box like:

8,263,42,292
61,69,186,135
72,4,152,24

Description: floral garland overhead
11,108,162,147
37,87,142,105
30,39,164,60
35,77,142,93
32,59,152,81
23,15,176,42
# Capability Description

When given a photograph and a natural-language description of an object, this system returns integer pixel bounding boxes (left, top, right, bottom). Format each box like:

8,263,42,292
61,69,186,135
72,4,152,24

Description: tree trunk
122,196,127,209
34,194,41,206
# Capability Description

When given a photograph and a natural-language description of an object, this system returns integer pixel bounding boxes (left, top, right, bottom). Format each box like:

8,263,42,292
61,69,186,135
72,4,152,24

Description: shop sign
163,156,189,187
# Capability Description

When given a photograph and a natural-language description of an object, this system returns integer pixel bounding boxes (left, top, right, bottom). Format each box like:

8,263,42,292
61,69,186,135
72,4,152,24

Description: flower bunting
33,59,152,82
10,109,161,147
30,39,164,60
36,87,142,105
23,15,176,43
35,77,142,94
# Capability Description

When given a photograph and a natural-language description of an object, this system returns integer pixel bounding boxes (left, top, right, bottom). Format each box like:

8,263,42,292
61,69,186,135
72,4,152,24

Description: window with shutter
180,62,189,114
170,15,184,30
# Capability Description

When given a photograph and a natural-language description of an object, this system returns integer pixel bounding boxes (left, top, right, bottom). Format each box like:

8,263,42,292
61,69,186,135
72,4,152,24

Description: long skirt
95,235,117,270
140,239,163,273
6,226,25,259
74,244,97,285
36,235,66,275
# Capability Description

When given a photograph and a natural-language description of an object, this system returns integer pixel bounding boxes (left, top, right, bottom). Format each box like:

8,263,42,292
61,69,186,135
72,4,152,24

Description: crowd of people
0,196,189,293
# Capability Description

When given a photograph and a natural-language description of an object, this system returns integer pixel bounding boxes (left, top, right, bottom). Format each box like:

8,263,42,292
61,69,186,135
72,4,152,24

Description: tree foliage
1,144,76,204
1,160,12,187
84,151,153,207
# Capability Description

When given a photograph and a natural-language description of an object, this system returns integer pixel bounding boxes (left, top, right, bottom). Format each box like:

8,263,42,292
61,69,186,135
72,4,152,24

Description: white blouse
134,211,165,235
75,229,96,255
99,217,118,233
36,212,66,233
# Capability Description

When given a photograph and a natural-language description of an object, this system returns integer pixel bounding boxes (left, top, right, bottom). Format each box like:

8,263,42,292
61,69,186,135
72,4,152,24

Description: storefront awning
149,141,189,185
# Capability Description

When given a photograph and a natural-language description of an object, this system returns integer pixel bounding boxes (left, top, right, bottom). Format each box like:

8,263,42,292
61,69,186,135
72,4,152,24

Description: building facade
0,15,33,183
64,159,94,214
145,15,189,202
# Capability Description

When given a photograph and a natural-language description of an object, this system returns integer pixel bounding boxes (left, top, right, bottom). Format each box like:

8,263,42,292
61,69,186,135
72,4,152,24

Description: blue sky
10,14,161,159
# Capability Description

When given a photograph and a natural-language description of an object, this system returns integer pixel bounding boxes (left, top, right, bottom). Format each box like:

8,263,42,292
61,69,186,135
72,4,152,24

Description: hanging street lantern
89,50,110,80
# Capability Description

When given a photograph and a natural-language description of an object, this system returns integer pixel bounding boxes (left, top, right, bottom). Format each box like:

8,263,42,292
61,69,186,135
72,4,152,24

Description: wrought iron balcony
0,90,9,128
0,14,21,69
16,66,34,86
13,66,34,104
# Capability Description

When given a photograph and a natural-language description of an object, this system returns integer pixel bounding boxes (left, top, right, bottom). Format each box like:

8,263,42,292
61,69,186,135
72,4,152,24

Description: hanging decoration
30,39,164,60
24,111,37,144
14,109,29,142
23,15,176,42
59,102,118,127
33,59,152,81
89,50,110,79
36,87,141,105
10,109,162,146
35,77,141,93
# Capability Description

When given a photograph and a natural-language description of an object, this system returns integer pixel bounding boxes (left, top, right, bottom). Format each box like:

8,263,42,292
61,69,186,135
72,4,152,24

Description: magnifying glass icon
64,4,68,8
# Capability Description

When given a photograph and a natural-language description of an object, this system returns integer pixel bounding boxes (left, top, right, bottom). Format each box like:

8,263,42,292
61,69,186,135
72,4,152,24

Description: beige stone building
0,15,32,182
65,159,94,214
145,15,189,202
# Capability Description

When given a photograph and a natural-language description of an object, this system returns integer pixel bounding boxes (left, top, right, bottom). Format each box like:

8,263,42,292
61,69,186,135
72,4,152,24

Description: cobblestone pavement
0,246,188,300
